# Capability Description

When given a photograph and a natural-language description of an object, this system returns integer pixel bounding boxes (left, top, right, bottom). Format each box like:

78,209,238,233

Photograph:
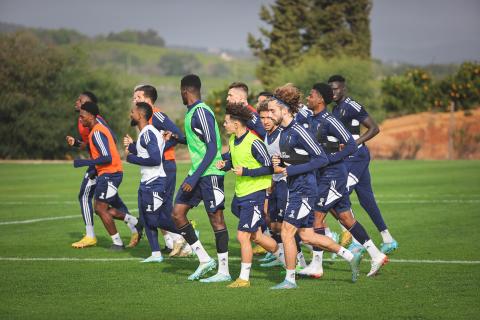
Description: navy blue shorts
139,178,178,233
94,172,123,205
175,175,225,213
231,190,266,232
344,159,369,194
268,180,287,223
283,190,315,229
314,164,351,214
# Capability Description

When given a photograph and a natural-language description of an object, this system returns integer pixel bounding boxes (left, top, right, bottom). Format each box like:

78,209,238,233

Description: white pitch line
0,257,479,265
0,209,139,226
0,215,78,225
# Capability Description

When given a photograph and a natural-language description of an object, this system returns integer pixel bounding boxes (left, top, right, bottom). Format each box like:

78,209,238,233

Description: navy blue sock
294,233,302,253
178,223,198,245
145,227,160,252
214,228,229,254
349,221,370,245
272,232,282,244
313,227,325,252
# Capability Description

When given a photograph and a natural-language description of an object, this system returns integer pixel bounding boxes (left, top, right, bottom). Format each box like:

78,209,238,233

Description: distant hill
369,108,480,160
0,21,260,119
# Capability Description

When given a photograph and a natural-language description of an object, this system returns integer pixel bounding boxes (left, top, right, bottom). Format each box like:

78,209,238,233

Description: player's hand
124,147,130,156
216,160,226,169
273,166,286,176
66,136,75,146
182,182,193,192
123,134,133,147
339,143,345,151
163,131,173,141
272,155,281,167
232,166,244,176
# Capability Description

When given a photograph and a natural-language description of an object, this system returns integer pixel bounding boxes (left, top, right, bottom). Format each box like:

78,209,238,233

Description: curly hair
256,99,270,113
273,84,302,114
225,102,253,125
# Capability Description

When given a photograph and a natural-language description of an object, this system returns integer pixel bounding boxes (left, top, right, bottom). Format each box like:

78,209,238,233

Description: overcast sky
0,0,479,64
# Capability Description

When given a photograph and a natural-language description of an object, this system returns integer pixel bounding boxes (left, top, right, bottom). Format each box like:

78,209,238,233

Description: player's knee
339,214,355,229
236,231,250,243
209,213,226,230
299,233,311,244
313,219,326,229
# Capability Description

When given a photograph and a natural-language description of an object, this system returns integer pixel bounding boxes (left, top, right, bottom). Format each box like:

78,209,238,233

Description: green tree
157,52,201,76
304,0,371,58
248,0,372,85
106,29,165,47
271,54,383,120
0,31,130,159
248,0,309,86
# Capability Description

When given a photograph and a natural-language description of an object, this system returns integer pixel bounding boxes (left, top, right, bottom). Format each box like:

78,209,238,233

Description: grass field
1,161,479,319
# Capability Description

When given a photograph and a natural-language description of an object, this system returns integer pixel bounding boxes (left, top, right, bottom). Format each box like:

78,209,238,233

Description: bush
106,29,165,47
0,31,130,159
157,52,201,76
381,62,479,116
269,54,383,120
381,69,432,116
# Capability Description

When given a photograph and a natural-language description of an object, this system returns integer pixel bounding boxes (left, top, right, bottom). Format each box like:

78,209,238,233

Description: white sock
239,263,251,281
169,232,182,241
152,251,162,257
337,246,353,262
363,240,383,260
111,233,123,246
381,229,394,243
325,227,333,239
217,252,229,275
123,214,138,225
164,233,174,249
191,240,211,263
273,246,285,265
297,251,307,268
86,225,95,238
285,269,296,284
124,214,138,233
311,250,324,269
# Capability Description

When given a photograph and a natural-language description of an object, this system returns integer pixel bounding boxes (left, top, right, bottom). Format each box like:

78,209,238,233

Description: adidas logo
243,224,250,228
181,232,186,236
289,213,295,218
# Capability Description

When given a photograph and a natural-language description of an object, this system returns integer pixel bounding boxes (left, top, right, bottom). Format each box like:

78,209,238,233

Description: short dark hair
81,91,98,104
257,91,273,99
257,99,270,113
328,75,346,83
226,102,252,126
181,74,201,90
312,83,334,105
135,85,157,103
229,82,249,95
81,101,99,117
135,102,153,121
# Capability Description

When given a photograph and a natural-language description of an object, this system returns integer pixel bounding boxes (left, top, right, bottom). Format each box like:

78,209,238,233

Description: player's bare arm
357,116,380,145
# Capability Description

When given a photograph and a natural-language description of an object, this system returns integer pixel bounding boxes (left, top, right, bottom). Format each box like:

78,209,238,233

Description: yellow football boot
340,230,352,247
127,232,141,248
252,245,267,255
227,278,250,288
71,235,97,248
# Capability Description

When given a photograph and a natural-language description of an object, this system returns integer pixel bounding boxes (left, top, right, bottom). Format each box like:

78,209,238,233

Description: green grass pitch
0,161,479,319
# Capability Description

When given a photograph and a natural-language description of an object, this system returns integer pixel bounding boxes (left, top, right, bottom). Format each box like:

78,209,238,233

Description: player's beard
130,119,138,127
